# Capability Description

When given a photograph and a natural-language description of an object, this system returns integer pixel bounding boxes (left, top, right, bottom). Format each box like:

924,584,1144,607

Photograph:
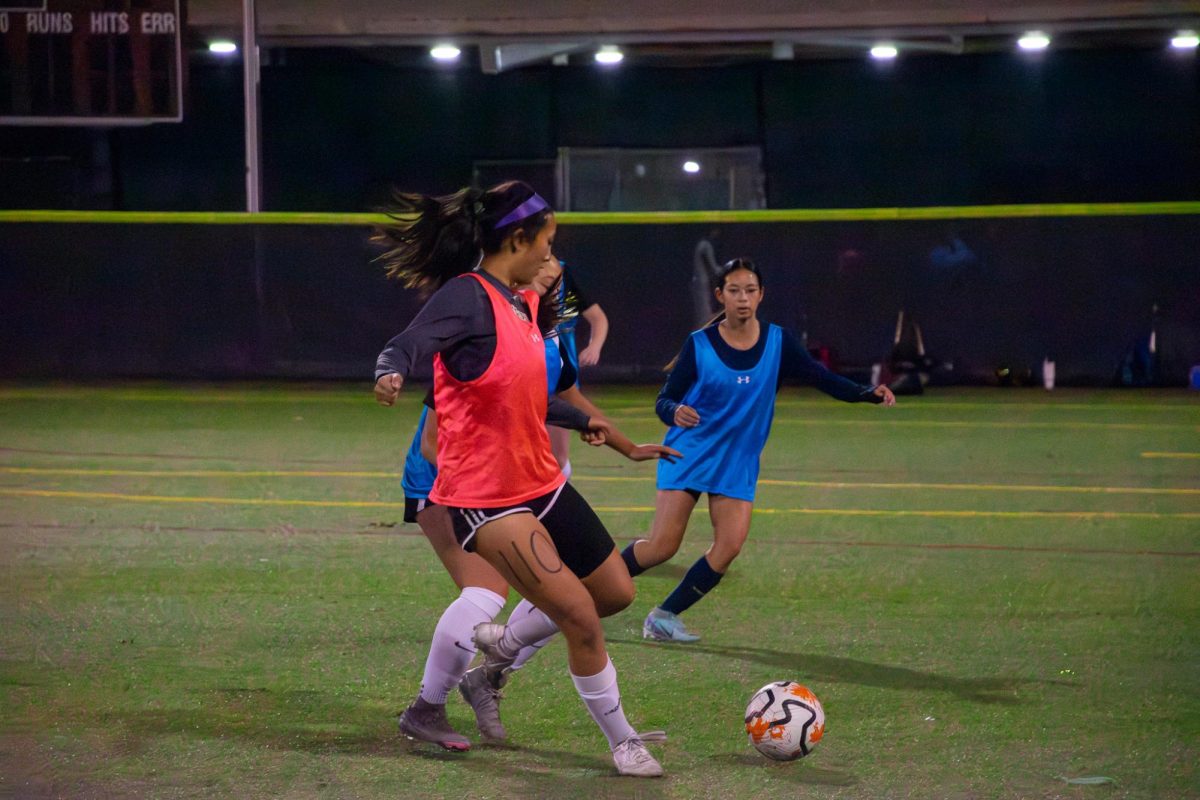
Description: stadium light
430,44,461,61
682,160,701,174
208,40,237,55
1171,30,1199,49
870,44,898,60
595,46,624,65
1017,32,1051,51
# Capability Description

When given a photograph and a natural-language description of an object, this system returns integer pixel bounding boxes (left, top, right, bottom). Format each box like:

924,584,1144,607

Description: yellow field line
1142,452,1200,459
0,487,405,508
0,467,398,478
2,487,1197,519
0,390,366,403
608,417,1199,431
4,465,1196,496
580,474,1200,496
593,506,1200,520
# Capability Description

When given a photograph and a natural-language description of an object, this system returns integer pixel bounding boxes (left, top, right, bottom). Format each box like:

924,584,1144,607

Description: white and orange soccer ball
744,681,825,761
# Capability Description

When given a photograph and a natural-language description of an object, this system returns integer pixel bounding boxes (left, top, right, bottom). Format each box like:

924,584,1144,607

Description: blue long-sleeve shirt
655,324,881,425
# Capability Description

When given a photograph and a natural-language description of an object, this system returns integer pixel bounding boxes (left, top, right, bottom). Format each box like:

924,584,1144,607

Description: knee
638,537,680,568
706,542,744,572
594,581,635,618
558,609,604,650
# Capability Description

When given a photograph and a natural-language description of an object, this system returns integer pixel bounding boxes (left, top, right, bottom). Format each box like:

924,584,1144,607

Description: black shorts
403,496,436,524
447,481,615,579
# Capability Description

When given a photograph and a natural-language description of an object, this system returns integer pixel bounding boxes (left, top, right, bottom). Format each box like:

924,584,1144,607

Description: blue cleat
642,608,700,643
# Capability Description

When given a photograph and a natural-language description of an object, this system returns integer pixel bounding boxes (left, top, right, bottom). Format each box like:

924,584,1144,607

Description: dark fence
2,214,1198,385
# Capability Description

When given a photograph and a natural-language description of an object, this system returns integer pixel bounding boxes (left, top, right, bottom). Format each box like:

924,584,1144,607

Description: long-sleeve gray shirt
376,269,590,431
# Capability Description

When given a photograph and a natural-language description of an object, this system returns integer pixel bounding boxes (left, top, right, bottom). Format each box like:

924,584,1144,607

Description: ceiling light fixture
1017,32,1051,51
595,46,624,65
430,44,461,61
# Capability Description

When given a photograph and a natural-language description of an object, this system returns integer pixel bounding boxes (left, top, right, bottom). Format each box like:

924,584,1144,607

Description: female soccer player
620,257,896,642
395,260,656,751
545,261,609,476
373,180,675,776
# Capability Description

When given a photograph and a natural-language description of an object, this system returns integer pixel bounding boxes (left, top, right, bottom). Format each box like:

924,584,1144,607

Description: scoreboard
1,0,183,124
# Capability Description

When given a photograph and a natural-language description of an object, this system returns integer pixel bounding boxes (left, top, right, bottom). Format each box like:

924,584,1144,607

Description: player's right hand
374,373,403,406
673,404,700,428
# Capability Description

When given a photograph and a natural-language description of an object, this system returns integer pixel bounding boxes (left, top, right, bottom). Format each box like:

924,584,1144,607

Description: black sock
620,542,646,577
660,555,723,615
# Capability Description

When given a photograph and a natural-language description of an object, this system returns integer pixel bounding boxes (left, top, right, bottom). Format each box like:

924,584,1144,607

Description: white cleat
642,608,700,643
472,622,517,676
612,733,666,778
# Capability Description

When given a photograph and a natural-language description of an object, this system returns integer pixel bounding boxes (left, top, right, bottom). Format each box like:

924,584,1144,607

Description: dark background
2,47,1198,211
2,216,1196,384
1,46,1197,384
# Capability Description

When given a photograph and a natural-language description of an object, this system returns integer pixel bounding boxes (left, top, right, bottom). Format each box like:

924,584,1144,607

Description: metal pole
243,0,261,212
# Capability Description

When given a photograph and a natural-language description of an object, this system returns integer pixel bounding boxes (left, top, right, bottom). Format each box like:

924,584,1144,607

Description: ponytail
373,180,553,294
663,312,725,372
535,272,567,333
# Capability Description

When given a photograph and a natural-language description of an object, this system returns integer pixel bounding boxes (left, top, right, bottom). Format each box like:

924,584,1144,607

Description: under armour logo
736,376,751,384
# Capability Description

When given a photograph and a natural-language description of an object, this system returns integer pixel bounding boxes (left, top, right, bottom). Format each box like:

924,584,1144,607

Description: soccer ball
744,681,825,761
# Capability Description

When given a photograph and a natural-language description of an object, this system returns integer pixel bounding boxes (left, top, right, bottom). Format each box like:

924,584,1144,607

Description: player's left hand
873,384,896,406
578,345,602,367
626,444,683,463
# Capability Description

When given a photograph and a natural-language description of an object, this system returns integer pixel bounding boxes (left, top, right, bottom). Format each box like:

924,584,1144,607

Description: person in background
546,260,609,476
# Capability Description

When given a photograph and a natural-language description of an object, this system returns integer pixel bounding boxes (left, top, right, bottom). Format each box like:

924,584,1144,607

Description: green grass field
1,383,1197,799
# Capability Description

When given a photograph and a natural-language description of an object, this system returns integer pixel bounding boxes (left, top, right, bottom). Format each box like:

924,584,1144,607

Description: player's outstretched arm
559,385,681,462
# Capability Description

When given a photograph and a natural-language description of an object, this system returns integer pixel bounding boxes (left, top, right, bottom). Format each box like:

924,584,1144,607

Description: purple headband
493,193,549,229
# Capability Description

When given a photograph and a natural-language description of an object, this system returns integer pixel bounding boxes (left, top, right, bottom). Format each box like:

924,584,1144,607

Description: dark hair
373,180,553,294
716,257,764,290
536,272,566,333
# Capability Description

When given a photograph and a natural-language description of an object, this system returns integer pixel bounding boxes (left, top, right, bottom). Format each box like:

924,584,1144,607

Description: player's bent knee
554,604,603,643
593,583,635,617
640,538,682,567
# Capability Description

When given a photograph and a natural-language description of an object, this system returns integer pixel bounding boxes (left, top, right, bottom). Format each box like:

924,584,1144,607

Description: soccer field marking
1141,452,1200,459
3,487,1197,520
5,521,1195,557
591,506,1200,520
0,446,356,465
0,389,366,403
605,417,1199,431
0,488,406,508
581,475,1200,496
0,467,399,478
4,466,1196,496
673,400,1200,413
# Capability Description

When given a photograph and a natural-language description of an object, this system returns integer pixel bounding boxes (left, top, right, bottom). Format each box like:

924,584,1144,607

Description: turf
1,383,1197,799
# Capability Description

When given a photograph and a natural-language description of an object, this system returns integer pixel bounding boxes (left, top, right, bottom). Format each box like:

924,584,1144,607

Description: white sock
495,599,560,660
507,598,559,670
570,657,637,749
418,587,505,704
